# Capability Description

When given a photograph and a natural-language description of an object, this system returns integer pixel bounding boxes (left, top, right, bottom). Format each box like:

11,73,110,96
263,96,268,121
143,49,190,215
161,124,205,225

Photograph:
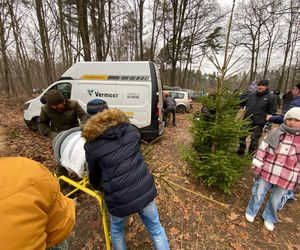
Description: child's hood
82,108,130,142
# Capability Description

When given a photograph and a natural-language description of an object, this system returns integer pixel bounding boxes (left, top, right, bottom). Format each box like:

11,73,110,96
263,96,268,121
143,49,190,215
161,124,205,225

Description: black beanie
45,90,65,106
87,99,108,115
257,79,269,86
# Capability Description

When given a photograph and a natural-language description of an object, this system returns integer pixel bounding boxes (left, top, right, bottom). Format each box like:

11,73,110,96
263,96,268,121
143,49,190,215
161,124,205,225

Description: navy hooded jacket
269,96,300,124
82,108,157,217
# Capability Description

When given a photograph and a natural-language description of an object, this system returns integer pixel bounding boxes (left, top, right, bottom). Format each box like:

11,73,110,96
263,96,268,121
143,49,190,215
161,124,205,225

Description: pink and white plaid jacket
252,133,300,190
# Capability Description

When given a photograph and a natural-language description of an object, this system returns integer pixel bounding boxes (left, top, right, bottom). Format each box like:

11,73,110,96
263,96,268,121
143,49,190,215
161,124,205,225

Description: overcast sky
217,0,234,8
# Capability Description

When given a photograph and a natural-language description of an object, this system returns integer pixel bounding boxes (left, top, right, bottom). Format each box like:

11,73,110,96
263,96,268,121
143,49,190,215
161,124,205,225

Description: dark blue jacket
269,96,300,124
82,109,157,217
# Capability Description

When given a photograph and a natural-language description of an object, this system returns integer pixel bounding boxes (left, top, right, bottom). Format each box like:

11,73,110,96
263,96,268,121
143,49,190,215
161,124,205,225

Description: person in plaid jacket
245,107,300,231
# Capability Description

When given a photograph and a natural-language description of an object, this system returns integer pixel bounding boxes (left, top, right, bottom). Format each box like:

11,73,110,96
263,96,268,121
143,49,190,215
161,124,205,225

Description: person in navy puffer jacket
82,107,169,250
267,83,300,124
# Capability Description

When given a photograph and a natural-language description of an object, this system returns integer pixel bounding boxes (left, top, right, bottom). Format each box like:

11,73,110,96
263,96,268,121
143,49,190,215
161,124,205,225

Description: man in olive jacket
39,90,88,139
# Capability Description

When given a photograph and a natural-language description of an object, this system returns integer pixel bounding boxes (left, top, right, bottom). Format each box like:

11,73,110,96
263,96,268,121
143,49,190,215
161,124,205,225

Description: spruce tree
183,0,251,193
184,90,251,193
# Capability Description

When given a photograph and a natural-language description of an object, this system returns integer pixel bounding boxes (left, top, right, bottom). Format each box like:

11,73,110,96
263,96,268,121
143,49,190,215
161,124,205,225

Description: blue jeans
246,178,287,224
278,190,295,209
110,200,169,250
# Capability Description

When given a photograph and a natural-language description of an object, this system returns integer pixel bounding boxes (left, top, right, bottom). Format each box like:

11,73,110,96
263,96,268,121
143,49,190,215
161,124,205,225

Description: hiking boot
55,165,69,190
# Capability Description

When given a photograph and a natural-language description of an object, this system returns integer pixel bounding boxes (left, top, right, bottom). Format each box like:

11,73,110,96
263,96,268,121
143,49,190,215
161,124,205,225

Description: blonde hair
0,127,6,153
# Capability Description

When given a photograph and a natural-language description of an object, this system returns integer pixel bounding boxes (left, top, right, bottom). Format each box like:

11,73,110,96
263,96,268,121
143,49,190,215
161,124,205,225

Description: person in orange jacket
0,128,76,250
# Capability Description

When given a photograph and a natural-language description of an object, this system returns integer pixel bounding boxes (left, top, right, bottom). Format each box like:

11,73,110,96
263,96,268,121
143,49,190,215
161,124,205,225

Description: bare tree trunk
35,0,55,85
104,0,112,60
161,0,168,85
263,35,277,78
149,0,160,61
90,0,103,60
169,0,188,86
284,34,297,92
134,16,139,61
263,14,280,78
8,2,33,95
137,0,145,60
253,29,261,81
278,27,292,91
291,51,299,87
0,5,12,94
249,41,256,83
77,0,91,61
57,0,72,68
277,0,298,91
187,57,193,88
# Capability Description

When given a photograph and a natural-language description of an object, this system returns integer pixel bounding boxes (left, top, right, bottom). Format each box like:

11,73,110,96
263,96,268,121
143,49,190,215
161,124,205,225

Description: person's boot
56,165,68,177
55,165,69,190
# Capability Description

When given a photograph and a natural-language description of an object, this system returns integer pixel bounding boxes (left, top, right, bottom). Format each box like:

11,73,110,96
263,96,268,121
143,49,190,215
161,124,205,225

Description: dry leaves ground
0,96,299,250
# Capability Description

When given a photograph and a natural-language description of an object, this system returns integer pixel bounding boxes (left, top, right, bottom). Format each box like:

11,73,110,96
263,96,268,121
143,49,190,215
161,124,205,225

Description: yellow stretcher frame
57,175,111,250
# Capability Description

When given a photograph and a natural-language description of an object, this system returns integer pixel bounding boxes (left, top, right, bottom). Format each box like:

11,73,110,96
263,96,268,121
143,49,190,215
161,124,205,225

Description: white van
23,61,165,140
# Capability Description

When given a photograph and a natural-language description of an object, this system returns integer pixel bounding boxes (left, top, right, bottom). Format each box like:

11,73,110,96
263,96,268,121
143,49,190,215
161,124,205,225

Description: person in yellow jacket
0,129,76,249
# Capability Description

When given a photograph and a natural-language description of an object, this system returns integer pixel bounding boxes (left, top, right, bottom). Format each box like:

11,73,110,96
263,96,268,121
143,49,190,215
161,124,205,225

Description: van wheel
27,117,39,131
176,105,186,113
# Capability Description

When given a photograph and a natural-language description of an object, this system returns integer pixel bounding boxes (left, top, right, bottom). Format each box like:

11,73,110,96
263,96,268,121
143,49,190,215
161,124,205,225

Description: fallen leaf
169,227,180,236
283,217,294,223
126,231,136,241
237,221,247,228
285,242,294,250
230,241,244,250
128,217,134,225
228,212,239,221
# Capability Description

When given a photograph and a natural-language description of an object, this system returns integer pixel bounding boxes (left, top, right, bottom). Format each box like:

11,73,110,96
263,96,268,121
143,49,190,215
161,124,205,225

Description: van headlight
23,102,30,110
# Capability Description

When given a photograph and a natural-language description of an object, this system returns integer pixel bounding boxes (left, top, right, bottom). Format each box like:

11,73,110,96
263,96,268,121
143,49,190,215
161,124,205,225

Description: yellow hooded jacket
0,157,75,250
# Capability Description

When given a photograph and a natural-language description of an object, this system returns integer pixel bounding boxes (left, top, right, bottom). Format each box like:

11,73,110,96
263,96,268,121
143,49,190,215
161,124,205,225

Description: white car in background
168,90,193,113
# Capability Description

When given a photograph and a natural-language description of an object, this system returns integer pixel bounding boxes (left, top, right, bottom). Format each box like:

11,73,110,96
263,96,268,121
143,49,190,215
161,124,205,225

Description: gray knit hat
45,90,65,105
284,107,300,121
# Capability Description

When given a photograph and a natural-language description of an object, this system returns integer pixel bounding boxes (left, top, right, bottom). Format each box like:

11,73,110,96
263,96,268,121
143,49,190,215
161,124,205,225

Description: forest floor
0,96,300,250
